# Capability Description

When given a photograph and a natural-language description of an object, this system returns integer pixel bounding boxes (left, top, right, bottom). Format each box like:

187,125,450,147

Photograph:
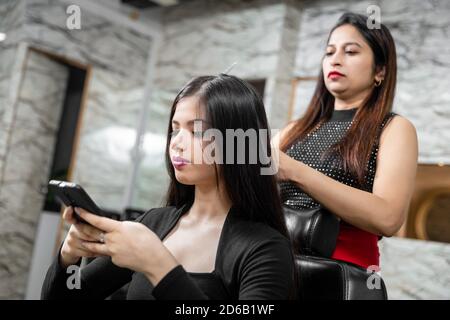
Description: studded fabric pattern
280,108,397,209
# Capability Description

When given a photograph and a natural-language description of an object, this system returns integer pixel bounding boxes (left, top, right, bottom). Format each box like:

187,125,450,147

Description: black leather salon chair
283,206,388,300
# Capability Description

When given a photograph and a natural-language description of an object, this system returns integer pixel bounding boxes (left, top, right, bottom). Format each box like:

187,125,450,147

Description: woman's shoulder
221,217,294,283
379,113,417,145
226,215,291,251
135,206,181,230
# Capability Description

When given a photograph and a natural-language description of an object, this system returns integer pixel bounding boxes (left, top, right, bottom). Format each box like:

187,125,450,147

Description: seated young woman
41,74,296,300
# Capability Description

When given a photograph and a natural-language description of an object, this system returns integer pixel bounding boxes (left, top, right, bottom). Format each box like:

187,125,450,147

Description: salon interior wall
0,0,154,299
0,0,29,300
292,0,450,299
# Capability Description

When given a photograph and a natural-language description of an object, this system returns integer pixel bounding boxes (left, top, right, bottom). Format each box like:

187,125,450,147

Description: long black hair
164,74,288,238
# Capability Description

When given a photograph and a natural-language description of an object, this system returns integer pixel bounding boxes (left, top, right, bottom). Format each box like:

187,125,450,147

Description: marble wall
0,0,153,299
0,1,26,200
380,237,450,299
0,50,69,299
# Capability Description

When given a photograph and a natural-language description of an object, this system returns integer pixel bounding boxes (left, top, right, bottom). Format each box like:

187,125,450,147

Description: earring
374,79,382,87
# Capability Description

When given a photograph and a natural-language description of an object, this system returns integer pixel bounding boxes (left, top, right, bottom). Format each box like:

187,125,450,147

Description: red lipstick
328,71,345,79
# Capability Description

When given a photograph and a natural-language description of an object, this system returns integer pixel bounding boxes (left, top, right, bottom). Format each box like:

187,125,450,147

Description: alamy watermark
66,5,81,30
172,121,281,175
66,265,81,290
366,5,381,30
366,265,383,290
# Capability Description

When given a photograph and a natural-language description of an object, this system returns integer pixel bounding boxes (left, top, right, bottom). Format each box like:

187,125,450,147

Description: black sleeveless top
280,108,397,209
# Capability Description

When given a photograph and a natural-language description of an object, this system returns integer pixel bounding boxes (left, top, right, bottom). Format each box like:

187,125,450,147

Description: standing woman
275,12,418,269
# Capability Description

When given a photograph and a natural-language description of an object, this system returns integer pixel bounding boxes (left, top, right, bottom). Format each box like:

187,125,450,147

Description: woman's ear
375,65,386,82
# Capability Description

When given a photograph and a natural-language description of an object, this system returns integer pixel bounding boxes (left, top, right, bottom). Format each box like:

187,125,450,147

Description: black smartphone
48,180,105,220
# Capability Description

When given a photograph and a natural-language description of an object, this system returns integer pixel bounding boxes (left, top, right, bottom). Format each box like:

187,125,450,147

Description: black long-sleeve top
41,204,295,300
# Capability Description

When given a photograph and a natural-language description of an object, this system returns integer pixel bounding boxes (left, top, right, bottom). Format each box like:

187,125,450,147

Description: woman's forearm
290,160,402,237
143,249,179,287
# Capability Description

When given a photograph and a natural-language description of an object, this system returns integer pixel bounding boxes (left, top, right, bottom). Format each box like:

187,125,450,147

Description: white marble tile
0,0,27,182
155,0,284,90
0,49,69,299
380,237,450,299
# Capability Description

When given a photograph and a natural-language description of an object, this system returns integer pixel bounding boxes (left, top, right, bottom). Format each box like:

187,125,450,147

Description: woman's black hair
164,74,289,239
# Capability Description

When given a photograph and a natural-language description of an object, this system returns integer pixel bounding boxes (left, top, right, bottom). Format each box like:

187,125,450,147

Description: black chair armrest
295,255,388,300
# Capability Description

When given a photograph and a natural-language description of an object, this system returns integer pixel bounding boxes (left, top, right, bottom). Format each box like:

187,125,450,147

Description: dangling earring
374,79,382,87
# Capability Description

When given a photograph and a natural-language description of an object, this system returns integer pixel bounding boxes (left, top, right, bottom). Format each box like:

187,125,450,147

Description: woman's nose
171,129,188,152
329,52,343,66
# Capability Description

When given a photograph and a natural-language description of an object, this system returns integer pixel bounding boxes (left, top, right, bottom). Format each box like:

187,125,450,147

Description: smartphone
48,180,105,220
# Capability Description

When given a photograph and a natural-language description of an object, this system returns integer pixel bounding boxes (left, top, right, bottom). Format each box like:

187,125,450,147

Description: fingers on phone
63,206,72,219
64,206,81,225
76,247,99,258
81,234,98,243
77,223,103,242
74,227,97,242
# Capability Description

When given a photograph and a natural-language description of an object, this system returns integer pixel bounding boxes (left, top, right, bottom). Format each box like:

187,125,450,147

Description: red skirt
331,221,380,269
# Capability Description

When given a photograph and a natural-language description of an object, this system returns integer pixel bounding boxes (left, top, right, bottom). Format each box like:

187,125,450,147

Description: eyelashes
170,129,204,138
325,51,357,56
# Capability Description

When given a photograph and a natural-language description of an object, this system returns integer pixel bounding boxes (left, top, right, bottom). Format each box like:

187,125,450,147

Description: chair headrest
283,205,340,258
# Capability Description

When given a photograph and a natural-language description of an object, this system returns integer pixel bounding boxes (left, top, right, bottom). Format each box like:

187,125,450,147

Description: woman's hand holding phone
59,206,179,286
76,209,179,286
59,206,106,268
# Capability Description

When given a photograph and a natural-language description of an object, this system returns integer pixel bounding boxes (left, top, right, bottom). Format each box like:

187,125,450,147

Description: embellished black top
280,108,397,209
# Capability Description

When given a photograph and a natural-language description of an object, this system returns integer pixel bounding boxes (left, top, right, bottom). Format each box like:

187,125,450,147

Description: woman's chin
327,84,349,96
174,172,195,185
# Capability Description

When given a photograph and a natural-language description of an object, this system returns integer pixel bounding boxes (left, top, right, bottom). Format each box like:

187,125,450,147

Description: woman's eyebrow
187,119,210,126
171,119,210,126
327,42,362,48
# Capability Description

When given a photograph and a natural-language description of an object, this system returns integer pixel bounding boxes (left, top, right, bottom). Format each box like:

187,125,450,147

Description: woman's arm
75,209,210,300
41,249,134,299
275,116,418,237
238,237,295,300
41,210,153,300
